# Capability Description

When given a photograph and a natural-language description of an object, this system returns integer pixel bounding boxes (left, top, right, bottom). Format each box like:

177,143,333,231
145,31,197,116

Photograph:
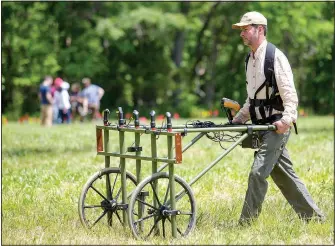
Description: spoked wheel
79,167,137,229
128,172,196,239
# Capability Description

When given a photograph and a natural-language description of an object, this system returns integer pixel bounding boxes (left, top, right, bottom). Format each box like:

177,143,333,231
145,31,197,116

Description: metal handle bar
96,124,276,133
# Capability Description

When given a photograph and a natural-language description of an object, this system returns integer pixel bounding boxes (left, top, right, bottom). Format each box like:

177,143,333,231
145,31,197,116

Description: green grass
2,116,334,245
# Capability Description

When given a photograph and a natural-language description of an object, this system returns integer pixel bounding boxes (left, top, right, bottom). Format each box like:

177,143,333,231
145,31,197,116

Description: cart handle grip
103,109,110,126
133,110,140,128
150,110,156,129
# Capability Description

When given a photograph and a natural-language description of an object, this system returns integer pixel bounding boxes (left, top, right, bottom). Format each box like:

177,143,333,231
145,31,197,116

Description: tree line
2,2,334,119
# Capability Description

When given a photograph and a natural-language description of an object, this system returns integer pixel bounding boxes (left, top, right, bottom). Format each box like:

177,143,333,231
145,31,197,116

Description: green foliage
1,2,334,117
2,2,60,85
257,2,334,114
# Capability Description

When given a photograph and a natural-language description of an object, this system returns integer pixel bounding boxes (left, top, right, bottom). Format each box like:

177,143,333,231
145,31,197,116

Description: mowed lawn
2,116,334,245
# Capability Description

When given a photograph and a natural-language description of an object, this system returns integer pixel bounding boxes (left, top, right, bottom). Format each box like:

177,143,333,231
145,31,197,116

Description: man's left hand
273,120,290,134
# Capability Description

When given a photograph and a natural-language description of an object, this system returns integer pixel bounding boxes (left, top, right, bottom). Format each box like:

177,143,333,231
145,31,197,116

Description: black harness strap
249,80,268,124
249,104,257,124
264,44,276,86
246,43,279,123
260,43,275,122
253,113,283,125
245,52,251,72
268,68,275,116
258,105,267,121
245,52,250,84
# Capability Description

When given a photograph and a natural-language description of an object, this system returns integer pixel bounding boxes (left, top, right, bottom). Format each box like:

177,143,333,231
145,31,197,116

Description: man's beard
242,34,257,47
242,37,251,46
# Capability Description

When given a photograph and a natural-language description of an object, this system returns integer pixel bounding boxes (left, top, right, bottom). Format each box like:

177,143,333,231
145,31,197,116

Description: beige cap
232,11,267,29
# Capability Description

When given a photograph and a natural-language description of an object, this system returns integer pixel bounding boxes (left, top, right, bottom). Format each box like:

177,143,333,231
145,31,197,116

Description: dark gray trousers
240,130,325,223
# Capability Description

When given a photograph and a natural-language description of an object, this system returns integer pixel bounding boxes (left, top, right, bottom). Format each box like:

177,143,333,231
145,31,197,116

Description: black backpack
245,42,297,133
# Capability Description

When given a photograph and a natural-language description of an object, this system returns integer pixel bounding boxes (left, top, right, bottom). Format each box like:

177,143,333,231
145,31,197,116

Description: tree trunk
171,2,190,67
171,2,190,108
204,27,219,109
191,2,221,81
2,41,14,114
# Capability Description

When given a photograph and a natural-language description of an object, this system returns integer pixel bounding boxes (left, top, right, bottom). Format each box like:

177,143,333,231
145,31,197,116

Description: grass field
2,116,334,245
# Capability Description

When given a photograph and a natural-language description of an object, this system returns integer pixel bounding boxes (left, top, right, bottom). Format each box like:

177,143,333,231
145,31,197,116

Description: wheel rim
79,168,137,229
129,172,196,239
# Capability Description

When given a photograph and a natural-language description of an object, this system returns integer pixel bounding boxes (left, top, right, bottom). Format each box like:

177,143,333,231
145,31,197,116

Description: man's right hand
231,118,242,124
224,119,242,125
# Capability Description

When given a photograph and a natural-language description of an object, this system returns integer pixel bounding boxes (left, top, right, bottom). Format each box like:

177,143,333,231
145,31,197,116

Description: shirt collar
252,39,267,59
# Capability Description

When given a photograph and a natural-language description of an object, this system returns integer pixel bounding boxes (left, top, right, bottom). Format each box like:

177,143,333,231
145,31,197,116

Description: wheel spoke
84,204,104,209
167,216,184,236
146,217,160,238
135,198,159,211
114,187,122,200
111,172,119,197
108,212,113,226
134,213,156,224
115,210,123,225
163,182,170,205
150,182,162,206
90,185,108,201
89,210,108,229
162,218,166,238
106,173,112,199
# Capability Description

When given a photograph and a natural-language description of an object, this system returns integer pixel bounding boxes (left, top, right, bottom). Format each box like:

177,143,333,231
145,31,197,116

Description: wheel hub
101,199,117,212
159,205,169,217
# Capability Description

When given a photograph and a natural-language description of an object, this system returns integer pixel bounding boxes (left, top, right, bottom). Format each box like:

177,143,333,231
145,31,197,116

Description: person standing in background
39,75,53,127
50,78,59,124
80,77,104,121
70,82,88,122
54,77,71,124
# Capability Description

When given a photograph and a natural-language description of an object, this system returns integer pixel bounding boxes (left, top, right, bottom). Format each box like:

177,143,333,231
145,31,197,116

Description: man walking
231,11,325,225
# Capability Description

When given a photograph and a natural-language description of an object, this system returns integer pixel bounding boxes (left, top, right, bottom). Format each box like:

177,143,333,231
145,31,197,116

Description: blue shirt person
39,76,54,126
